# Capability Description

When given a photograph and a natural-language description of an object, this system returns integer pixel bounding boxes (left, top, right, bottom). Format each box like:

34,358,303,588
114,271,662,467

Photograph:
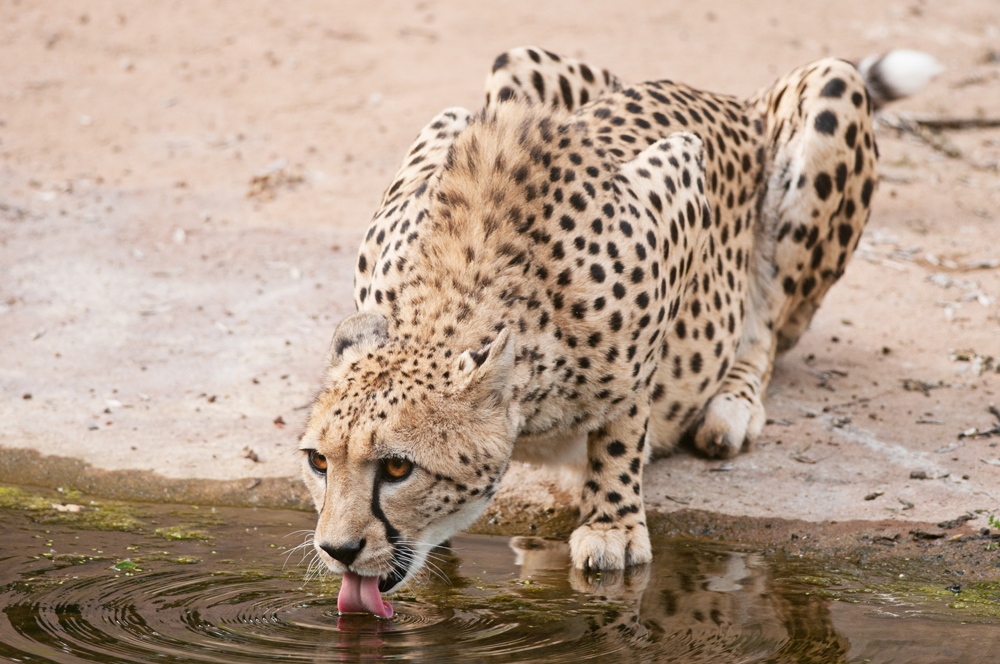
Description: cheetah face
300,312,518,598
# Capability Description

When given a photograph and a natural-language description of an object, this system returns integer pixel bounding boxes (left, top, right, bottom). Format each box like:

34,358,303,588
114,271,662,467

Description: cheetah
298,46,918,615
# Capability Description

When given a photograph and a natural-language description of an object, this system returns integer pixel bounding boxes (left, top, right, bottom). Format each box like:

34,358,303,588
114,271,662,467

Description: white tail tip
858,49,945,107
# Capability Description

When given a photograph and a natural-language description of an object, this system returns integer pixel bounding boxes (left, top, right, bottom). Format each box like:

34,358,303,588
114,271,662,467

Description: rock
938,514,976,530
911,527,946,540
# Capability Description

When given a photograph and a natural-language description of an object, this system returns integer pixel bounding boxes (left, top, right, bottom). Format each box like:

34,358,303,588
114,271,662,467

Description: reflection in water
0,490,994,663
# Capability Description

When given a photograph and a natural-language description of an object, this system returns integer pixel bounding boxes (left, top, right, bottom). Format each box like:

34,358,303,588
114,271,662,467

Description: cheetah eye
307,450,328,475
380,457,413,482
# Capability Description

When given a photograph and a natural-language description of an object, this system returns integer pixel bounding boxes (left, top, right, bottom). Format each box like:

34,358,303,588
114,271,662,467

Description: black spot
612,283,626,299
569,193,587,212
815,110,838,135
801,276,816,297
835,163,848,192
609,311,623,332
845,123,857,148
491,52,509,73
834,223,853,249
782,276,796,295
819,77,846,98
811,244,824,269
559,75,574,110
814,172,832,201
861,178,874,207
649,192,662,212
690,353,703,374
607,441,626,457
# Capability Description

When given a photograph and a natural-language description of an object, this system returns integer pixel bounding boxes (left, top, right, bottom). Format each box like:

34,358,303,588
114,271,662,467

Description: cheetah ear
326,312,389,370
455,328,515,409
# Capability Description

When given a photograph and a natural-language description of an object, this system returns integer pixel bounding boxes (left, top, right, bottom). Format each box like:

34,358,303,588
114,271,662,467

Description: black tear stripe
371,475,411,592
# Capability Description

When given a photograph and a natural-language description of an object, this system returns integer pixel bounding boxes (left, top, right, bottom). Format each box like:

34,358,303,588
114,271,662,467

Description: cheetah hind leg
484,46,623,111
694,58,877,458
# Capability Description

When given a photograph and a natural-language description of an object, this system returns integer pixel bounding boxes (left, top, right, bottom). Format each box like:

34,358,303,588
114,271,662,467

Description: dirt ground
2,0,999,528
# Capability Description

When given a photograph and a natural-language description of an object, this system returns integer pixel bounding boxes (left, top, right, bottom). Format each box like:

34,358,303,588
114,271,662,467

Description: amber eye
307,450,328,474
381,457,413,481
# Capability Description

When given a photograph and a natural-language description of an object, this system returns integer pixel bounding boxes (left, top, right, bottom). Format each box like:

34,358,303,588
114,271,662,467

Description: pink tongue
338,571,394,618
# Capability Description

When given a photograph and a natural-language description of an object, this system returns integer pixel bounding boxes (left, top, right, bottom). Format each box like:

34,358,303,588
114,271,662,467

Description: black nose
320,539,366,566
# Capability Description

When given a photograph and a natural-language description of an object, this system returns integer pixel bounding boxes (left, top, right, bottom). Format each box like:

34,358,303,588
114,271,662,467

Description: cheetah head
300,311,518,614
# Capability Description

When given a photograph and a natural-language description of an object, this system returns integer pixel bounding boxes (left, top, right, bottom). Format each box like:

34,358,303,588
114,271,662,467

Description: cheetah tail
856,49,945,109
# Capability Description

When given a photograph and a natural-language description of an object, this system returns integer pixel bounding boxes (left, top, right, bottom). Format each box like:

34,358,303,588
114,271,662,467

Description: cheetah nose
320,539,366,567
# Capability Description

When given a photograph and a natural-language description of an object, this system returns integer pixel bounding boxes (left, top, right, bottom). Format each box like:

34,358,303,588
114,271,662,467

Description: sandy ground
2,0,999,525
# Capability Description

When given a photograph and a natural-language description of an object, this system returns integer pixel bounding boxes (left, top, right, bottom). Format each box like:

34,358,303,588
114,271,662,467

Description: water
0,485,997,663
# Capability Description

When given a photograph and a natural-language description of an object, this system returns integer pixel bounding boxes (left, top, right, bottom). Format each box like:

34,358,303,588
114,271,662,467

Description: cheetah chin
298,46,938,614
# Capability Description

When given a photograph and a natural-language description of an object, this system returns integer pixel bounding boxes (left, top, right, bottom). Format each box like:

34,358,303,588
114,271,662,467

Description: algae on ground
154,526,212,541
0,486,59,511
0,485,141,531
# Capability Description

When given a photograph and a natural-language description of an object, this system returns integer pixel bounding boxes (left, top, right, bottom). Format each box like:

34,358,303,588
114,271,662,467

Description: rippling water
0,485,997,663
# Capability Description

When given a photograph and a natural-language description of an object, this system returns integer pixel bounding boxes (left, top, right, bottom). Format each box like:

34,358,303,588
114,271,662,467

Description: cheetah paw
693,392,765,458
569,521,652,570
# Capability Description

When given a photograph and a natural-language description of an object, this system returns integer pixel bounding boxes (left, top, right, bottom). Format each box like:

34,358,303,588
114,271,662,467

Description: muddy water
0,485,997,663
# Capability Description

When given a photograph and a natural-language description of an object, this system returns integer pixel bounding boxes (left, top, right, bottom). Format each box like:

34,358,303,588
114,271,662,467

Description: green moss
42,507,141,532
0,486,57,511
0,485,142,531
154,526,212,541
800,575,831,586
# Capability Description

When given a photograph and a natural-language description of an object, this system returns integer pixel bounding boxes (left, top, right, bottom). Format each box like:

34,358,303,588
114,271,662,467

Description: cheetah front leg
694,58,877,457
571,401,652,570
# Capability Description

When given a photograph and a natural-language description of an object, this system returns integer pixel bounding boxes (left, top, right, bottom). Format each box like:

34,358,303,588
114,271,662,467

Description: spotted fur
301,46,881,587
